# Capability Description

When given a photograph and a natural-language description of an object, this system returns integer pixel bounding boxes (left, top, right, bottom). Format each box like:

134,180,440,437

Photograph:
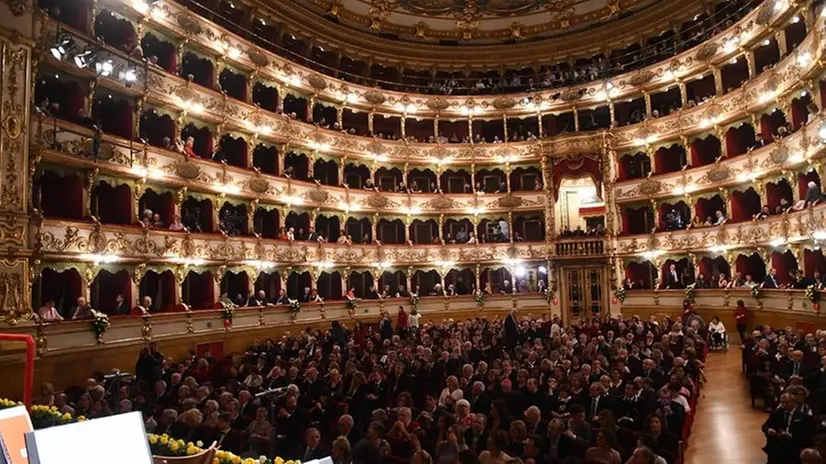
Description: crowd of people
745,325,826,463
34,310,710,464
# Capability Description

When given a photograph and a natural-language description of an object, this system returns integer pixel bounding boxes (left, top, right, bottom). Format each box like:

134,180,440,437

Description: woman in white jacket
708,316,727,349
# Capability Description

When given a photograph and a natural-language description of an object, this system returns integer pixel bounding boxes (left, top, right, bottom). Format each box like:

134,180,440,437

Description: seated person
713,210,728,225
37,300,64,322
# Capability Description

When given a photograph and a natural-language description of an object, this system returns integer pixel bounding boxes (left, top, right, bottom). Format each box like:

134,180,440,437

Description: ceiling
288,0,659,44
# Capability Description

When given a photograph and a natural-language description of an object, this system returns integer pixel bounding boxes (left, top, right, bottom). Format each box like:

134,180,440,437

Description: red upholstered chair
130,305,147,316
173,303,190,312
212,302,225,310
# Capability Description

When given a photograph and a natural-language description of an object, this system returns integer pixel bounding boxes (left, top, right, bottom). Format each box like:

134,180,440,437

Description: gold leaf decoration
696,42,719,61
367,195,389,209
628,70,655,86
177,15,203,35
174,161,201,180
426,97,450,111
247,49,269,67
497,194,523,208
706,165,730,183
559,90,583,102
307,74,328,91
770,146,789,165
756,3,775,26
308,185,329,203
638,178,662,195
248,177,270,195
492,97,517,110
363,89,387,105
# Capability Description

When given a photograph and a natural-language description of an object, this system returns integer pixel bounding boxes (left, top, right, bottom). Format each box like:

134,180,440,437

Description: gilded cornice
245,0,696,66
34,116,548,215
93,0,794,117
35,219,553,265
613,203,826,255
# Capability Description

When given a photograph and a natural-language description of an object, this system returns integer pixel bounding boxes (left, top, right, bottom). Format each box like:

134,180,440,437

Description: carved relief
638,178,662,196
628,70,655,86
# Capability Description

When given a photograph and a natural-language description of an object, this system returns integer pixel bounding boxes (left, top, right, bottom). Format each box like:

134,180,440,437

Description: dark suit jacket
464,428,489,455
292,445,329,462
763,275,779,289
665,271,683,289
762,408,813,463
111,302,130,316
212,428,245,455
804,185,823,205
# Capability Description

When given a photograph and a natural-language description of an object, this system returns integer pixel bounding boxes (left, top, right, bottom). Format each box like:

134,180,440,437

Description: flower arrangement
29,404,84,429
148,434,299,464
474,290,484,307
750,285,762,299
346,297,359,310
806,284,821,302
543,288,555,304
614,287,627,303
684,283,696,303
410,293,420,309
288,299,301,314
92,310,110,343
221,305,235,324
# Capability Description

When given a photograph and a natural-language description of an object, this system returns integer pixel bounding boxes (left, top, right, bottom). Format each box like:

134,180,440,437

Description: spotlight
50,34,75,60
73,46,98,69
538,266,548,275
95,59,114,76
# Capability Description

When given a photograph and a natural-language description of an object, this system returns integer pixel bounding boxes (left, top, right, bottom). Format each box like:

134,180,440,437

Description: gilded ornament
628,70,654,86
307,74,328,91
84,140,114,161
497,194,523,208
308,184,329,203
174,160,201,180
430,195,456,210
4,0,27,15
492,97,517,110
363,89,387,106
770,146,789,165
559,90,583,102
425,97,450,111
706,165,730,183
248,176,270,194
696,42,719,61
367,195,389,209
638,178,662,195
177,14,203,35
247,49,269,67
755,3,775,26
0,273,23,324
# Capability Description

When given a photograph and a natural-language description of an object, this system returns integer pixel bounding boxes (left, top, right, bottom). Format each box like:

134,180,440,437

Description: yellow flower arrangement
0,406,297,464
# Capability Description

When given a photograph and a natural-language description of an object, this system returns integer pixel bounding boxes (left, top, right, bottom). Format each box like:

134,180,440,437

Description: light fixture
770,237,785,247
813,231,826,240
314,261,334,269
514,266,527,278
74,46,98,69
642,249,664,260
791,16,800,23
762,39,771,46
80,253,120,264
538,266,548,275
122,68,138,83
817,123,826,141
95,59,114,77
227,47,241,60
798,52,811,66
50,33,75,60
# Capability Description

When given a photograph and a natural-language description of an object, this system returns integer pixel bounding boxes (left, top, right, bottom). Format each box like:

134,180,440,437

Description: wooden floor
685,349,767,464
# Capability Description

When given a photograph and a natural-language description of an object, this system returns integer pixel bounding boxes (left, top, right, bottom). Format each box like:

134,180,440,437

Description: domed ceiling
289,0,662,43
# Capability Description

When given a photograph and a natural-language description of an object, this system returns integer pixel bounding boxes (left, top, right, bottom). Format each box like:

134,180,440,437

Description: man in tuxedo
469,381,491,416
246,290,268,307
665,264,683,289
525,406,547,437
464,414,488,455
546,418,578,462
586,382,616,425
112,294,130,316
785,350,809,380
333,414,362,449
763,268,780,289
292,427,327,461
763,393,813,463
212,412,245,455
306,227,322,242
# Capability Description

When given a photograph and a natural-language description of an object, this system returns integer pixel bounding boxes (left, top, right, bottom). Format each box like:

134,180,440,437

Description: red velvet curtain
726,127,747,158
41,173,84,220
804,249,826,277
552,154,603,200
161,270,177,312
771,251,798,285
791,96,811,130
730,189,760,223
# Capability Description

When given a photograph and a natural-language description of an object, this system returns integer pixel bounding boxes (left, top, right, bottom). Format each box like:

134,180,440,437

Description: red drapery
552,154,603,200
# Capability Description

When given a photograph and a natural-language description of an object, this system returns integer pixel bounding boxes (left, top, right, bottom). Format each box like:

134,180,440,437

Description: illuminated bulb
818,124,826,140
762,39,771,46
798,52,811,66
770,238,785,247
150,6,167,19
375,154,388,162
124,69,137,82
132,0,149,14
663,69,674,81
814,231,826,240
673,186,685,195
792,16,800,23
227,47,241,60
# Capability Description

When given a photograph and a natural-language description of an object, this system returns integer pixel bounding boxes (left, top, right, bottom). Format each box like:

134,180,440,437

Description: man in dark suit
504,308,519,350
464,414,489,455
379,312,393,340
586,382,616,425
246,290,268,307
306,227,322,242
111,294,130,316
292,427,327,462
803,181,823,208
211,412,245,455
785,350,809,380
546,418,578,462
469,381,491,416
763,393,813,463
763,268,780,289
664,264,683,289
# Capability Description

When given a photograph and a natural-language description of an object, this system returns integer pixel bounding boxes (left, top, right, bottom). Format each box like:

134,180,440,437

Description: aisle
684,349,767,464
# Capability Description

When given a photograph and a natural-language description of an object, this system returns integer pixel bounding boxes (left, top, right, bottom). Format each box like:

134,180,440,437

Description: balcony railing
555,238,606,257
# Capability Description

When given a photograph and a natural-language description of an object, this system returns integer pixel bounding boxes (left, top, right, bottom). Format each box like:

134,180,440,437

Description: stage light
50,34,75,60
95,59,114,76
538,266,548,275
74,47,98,69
